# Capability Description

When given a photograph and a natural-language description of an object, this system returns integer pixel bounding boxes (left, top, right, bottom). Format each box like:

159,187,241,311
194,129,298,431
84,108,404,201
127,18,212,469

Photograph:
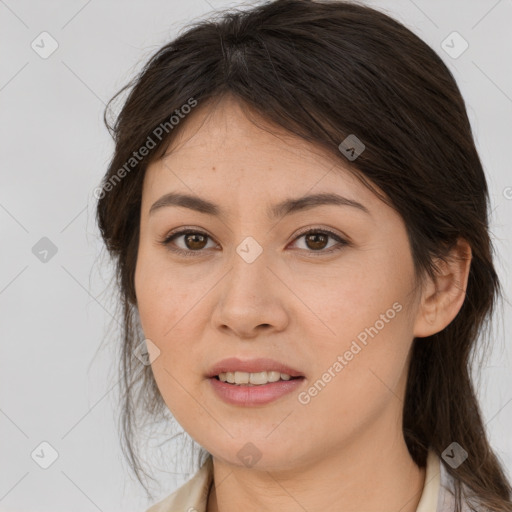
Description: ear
413,237,472,338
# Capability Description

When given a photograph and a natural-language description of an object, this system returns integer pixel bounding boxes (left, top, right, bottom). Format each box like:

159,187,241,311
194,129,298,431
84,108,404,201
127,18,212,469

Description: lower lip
208,377,305,406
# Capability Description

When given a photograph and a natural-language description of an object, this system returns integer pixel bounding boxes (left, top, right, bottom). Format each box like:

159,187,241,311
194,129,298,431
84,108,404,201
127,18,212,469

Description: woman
95,0,512,511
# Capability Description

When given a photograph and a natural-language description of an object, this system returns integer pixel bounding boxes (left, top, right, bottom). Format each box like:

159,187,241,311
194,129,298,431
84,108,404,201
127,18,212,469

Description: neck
207,425,426,512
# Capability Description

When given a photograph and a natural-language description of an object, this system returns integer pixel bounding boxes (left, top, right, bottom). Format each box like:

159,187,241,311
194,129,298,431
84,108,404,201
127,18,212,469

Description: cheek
134,246,196,335
134,249,208,385
293,305,412,448
135,271,208,427
291,245,414,410
291,244,413,348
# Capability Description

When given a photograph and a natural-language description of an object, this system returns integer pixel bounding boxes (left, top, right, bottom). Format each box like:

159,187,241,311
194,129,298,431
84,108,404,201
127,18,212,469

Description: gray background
1,0,511,510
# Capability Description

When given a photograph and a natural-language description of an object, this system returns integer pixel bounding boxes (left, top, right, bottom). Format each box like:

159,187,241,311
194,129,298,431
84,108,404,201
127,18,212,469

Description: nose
210,246,289,339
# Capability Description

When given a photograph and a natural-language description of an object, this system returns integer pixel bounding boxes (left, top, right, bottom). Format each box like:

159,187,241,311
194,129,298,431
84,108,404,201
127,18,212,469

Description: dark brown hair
95,0,512,510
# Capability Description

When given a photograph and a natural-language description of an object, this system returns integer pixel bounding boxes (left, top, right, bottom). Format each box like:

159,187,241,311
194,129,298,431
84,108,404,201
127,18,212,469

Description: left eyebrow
269,192,371,218
148,192,371,218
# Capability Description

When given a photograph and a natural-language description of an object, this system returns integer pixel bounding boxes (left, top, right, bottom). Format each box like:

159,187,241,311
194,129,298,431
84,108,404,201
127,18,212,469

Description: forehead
146,97,364,188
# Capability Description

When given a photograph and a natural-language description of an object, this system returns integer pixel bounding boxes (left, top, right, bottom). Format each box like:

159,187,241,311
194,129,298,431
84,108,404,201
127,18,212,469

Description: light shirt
146,449,473,512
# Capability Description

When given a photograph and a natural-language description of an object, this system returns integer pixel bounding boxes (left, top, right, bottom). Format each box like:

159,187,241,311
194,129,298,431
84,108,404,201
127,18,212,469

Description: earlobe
413,238,472,338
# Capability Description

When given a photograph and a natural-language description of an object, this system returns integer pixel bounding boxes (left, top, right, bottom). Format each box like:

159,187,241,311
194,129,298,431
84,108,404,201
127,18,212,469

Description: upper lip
206,357,304,378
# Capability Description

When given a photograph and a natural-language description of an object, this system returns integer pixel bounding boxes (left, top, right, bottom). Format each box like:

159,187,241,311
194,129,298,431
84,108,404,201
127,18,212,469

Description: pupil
306,233,327,250
187,233,206,250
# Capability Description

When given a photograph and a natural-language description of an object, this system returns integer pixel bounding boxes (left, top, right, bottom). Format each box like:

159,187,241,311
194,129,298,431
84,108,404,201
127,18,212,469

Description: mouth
205,357,305,405
206,356,305,381
208,372,306,406
211,373,305,386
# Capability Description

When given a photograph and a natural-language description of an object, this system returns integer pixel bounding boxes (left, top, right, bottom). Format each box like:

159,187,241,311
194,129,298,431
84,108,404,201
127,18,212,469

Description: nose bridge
227,234,271,301
211,235,287,336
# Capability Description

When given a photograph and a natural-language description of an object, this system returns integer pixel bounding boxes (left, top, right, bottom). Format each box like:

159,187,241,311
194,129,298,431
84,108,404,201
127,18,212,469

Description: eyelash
158,227,349,258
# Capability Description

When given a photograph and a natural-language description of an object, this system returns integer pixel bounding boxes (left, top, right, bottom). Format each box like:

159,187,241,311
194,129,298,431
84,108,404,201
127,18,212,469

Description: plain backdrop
1,0,511,510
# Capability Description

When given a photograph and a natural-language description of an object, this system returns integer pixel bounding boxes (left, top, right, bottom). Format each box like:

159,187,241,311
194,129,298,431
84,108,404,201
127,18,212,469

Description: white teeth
218,371,294,385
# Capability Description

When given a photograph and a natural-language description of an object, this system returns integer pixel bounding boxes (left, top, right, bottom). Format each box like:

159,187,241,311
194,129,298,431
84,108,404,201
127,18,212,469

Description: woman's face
134,96,424,470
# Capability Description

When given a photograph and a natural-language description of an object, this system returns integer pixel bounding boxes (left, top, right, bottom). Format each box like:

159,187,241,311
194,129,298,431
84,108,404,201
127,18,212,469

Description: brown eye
159,227,348,258
290,229,348,255
304,232,329,251
183,232,208,250
160,229,217,256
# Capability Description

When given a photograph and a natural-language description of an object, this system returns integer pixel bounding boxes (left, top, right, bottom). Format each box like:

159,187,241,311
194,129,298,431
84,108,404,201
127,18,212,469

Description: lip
209,376,305,406
206,357,304,378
